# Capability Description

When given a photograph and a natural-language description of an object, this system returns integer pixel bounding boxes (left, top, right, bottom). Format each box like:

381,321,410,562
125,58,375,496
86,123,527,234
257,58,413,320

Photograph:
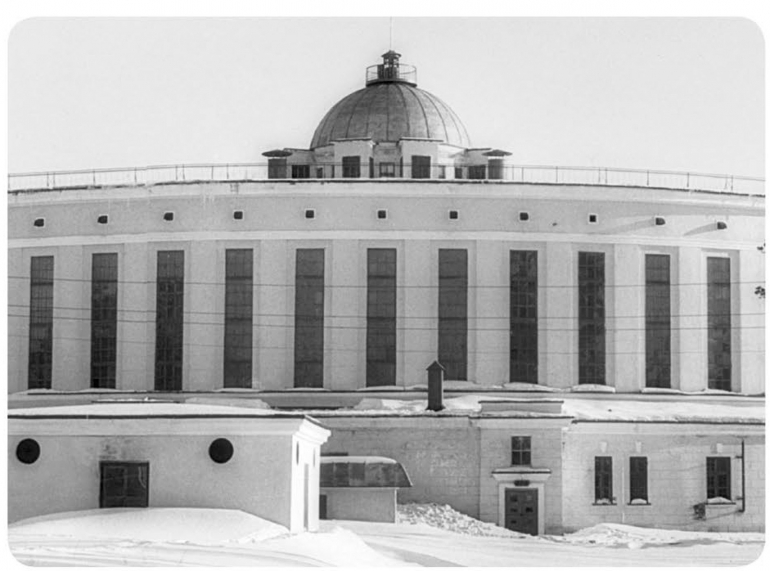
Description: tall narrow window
629,457,648,503
706,457,731,500
594,456,613,504
645,254,671,388
488,158,504,180
28,256,54,389
411,155,431,179
91,253,118,388
342,156,361,178
438,249,468,380
224,249,253,388
294,249,324,387
579,252,605,384
707,258,731,390
366,249,397,386
510,251,538,383
155,251,184,391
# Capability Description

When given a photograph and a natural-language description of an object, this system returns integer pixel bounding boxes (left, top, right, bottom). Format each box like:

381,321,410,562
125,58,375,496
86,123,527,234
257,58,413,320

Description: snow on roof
561,399,764,423
8,401,293,419
318,395,764,423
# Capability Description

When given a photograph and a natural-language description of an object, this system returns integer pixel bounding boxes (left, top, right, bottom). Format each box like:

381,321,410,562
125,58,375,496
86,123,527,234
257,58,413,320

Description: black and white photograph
5,11,766,567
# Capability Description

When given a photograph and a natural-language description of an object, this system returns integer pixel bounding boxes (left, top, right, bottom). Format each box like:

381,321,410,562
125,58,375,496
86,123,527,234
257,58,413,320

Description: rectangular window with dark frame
468,165,487,180
91,253,118,388
706,457,731,500
511,436,532,466
366,249,397,387
342,156,361,178
629,457,648,503
411,155,431,179
267,158,287,179
707,258,731,391
28,256,54,389
510,251,538,383
594,456,613,504
454,166,464,179
291,164,310,179
224,249,253,388
488,159,504,180
438,249,468,380
294,249,325,387
154,250,184,391
579,252,606,384
645,254,671,388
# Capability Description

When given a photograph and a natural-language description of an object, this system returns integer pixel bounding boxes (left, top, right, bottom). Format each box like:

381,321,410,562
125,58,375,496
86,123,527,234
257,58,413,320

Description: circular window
209,438,234,463
16,438,41,464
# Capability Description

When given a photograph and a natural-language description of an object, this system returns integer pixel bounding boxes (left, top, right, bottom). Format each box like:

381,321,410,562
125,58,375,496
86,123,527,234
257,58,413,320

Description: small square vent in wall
33,218,45,227
449,210,459,220
588,213,598,224
305,209,316,219
97,215,109,224
519,212,530,221
377,209,388,219
163,212,175,221
233,210,244,220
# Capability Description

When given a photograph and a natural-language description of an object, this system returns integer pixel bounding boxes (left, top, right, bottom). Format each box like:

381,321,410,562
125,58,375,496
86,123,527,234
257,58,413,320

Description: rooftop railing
7,162,765,196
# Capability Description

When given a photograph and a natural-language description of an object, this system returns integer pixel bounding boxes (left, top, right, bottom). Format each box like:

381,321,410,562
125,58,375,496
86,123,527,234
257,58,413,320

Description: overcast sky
7,17,765,177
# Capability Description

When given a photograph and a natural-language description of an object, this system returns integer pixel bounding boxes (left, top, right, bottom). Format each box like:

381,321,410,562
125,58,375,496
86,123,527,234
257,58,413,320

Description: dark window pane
291,164,310,179
468,165,486,180
295,249,324,387
438,249,467,380
91,253,118,388
155,251,184,390
579,252,605,384
367,249,397,387
267,158,287,179
629,457,648,502
707,258,731,390
510,251,538,383
342,156,361,178
706,457,731,499
511,436,532,466
411,155,431,179
224,249,253,388
645,255,671,388
28,256,54,389
595,456,613,503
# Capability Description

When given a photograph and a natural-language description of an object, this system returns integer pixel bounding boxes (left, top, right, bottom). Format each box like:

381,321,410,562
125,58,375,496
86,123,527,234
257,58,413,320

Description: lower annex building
7,50,765,534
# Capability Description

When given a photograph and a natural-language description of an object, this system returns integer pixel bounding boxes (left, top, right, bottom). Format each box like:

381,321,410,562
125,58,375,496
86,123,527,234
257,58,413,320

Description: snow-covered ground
7,505,764,567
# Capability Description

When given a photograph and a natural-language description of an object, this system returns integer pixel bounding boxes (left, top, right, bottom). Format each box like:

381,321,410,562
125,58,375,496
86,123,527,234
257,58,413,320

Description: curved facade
7,48,766,536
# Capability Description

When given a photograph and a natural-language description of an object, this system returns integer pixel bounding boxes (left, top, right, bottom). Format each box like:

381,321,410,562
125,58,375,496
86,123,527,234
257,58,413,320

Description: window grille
706,457,731,500
154,251,184,391
91,253,118,388
510,251,538,383
28,256,54,389
366,249,397,387
411,155,431,179
291,164,310,179
578,252,606,384
224,249,253,388
707,258,731,390
511,436,532,466
294,249,325,387
342,156,361,178
645,255,671,388
438,249,468,380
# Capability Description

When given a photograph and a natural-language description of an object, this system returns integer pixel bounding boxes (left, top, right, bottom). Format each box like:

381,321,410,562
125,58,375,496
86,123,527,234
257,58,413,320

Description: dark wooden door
505,488,538,535
100,462,149,508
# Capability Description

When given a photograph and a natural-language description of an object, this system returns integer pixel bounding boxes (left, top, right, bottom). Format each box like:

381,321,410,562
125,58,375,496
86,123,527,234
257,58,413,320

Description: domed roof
310,51,471,149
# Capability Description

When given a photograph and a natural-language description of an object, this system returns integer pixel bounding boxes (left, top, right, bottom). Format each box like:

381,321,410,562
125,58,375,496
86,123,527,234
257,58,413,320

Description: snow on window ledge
628,499,651,506
706,497,735,506
571,384,616,393
592,499,616,506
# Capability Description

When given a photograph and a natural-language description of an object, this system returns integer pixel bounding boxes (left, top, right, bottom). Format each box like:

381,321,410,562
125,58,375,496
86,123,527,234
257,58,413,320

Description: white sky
6,17,766,177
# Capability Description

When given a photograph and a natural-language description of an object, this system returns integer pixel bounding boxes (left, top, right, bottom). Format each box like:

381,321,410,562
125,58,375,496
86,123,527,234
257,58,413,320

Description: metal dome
310,52,471,149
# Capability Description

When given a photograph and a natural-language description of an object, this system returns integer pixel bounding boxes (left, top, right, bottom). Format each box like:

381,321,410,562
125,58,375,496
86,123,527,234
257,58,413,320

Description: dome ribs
309,82,470,148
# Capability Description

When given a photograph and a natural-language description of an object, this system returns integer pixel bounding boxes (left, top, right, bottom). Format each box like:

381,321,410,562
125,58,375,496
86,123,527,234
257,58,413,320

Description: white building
7,50,765,534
